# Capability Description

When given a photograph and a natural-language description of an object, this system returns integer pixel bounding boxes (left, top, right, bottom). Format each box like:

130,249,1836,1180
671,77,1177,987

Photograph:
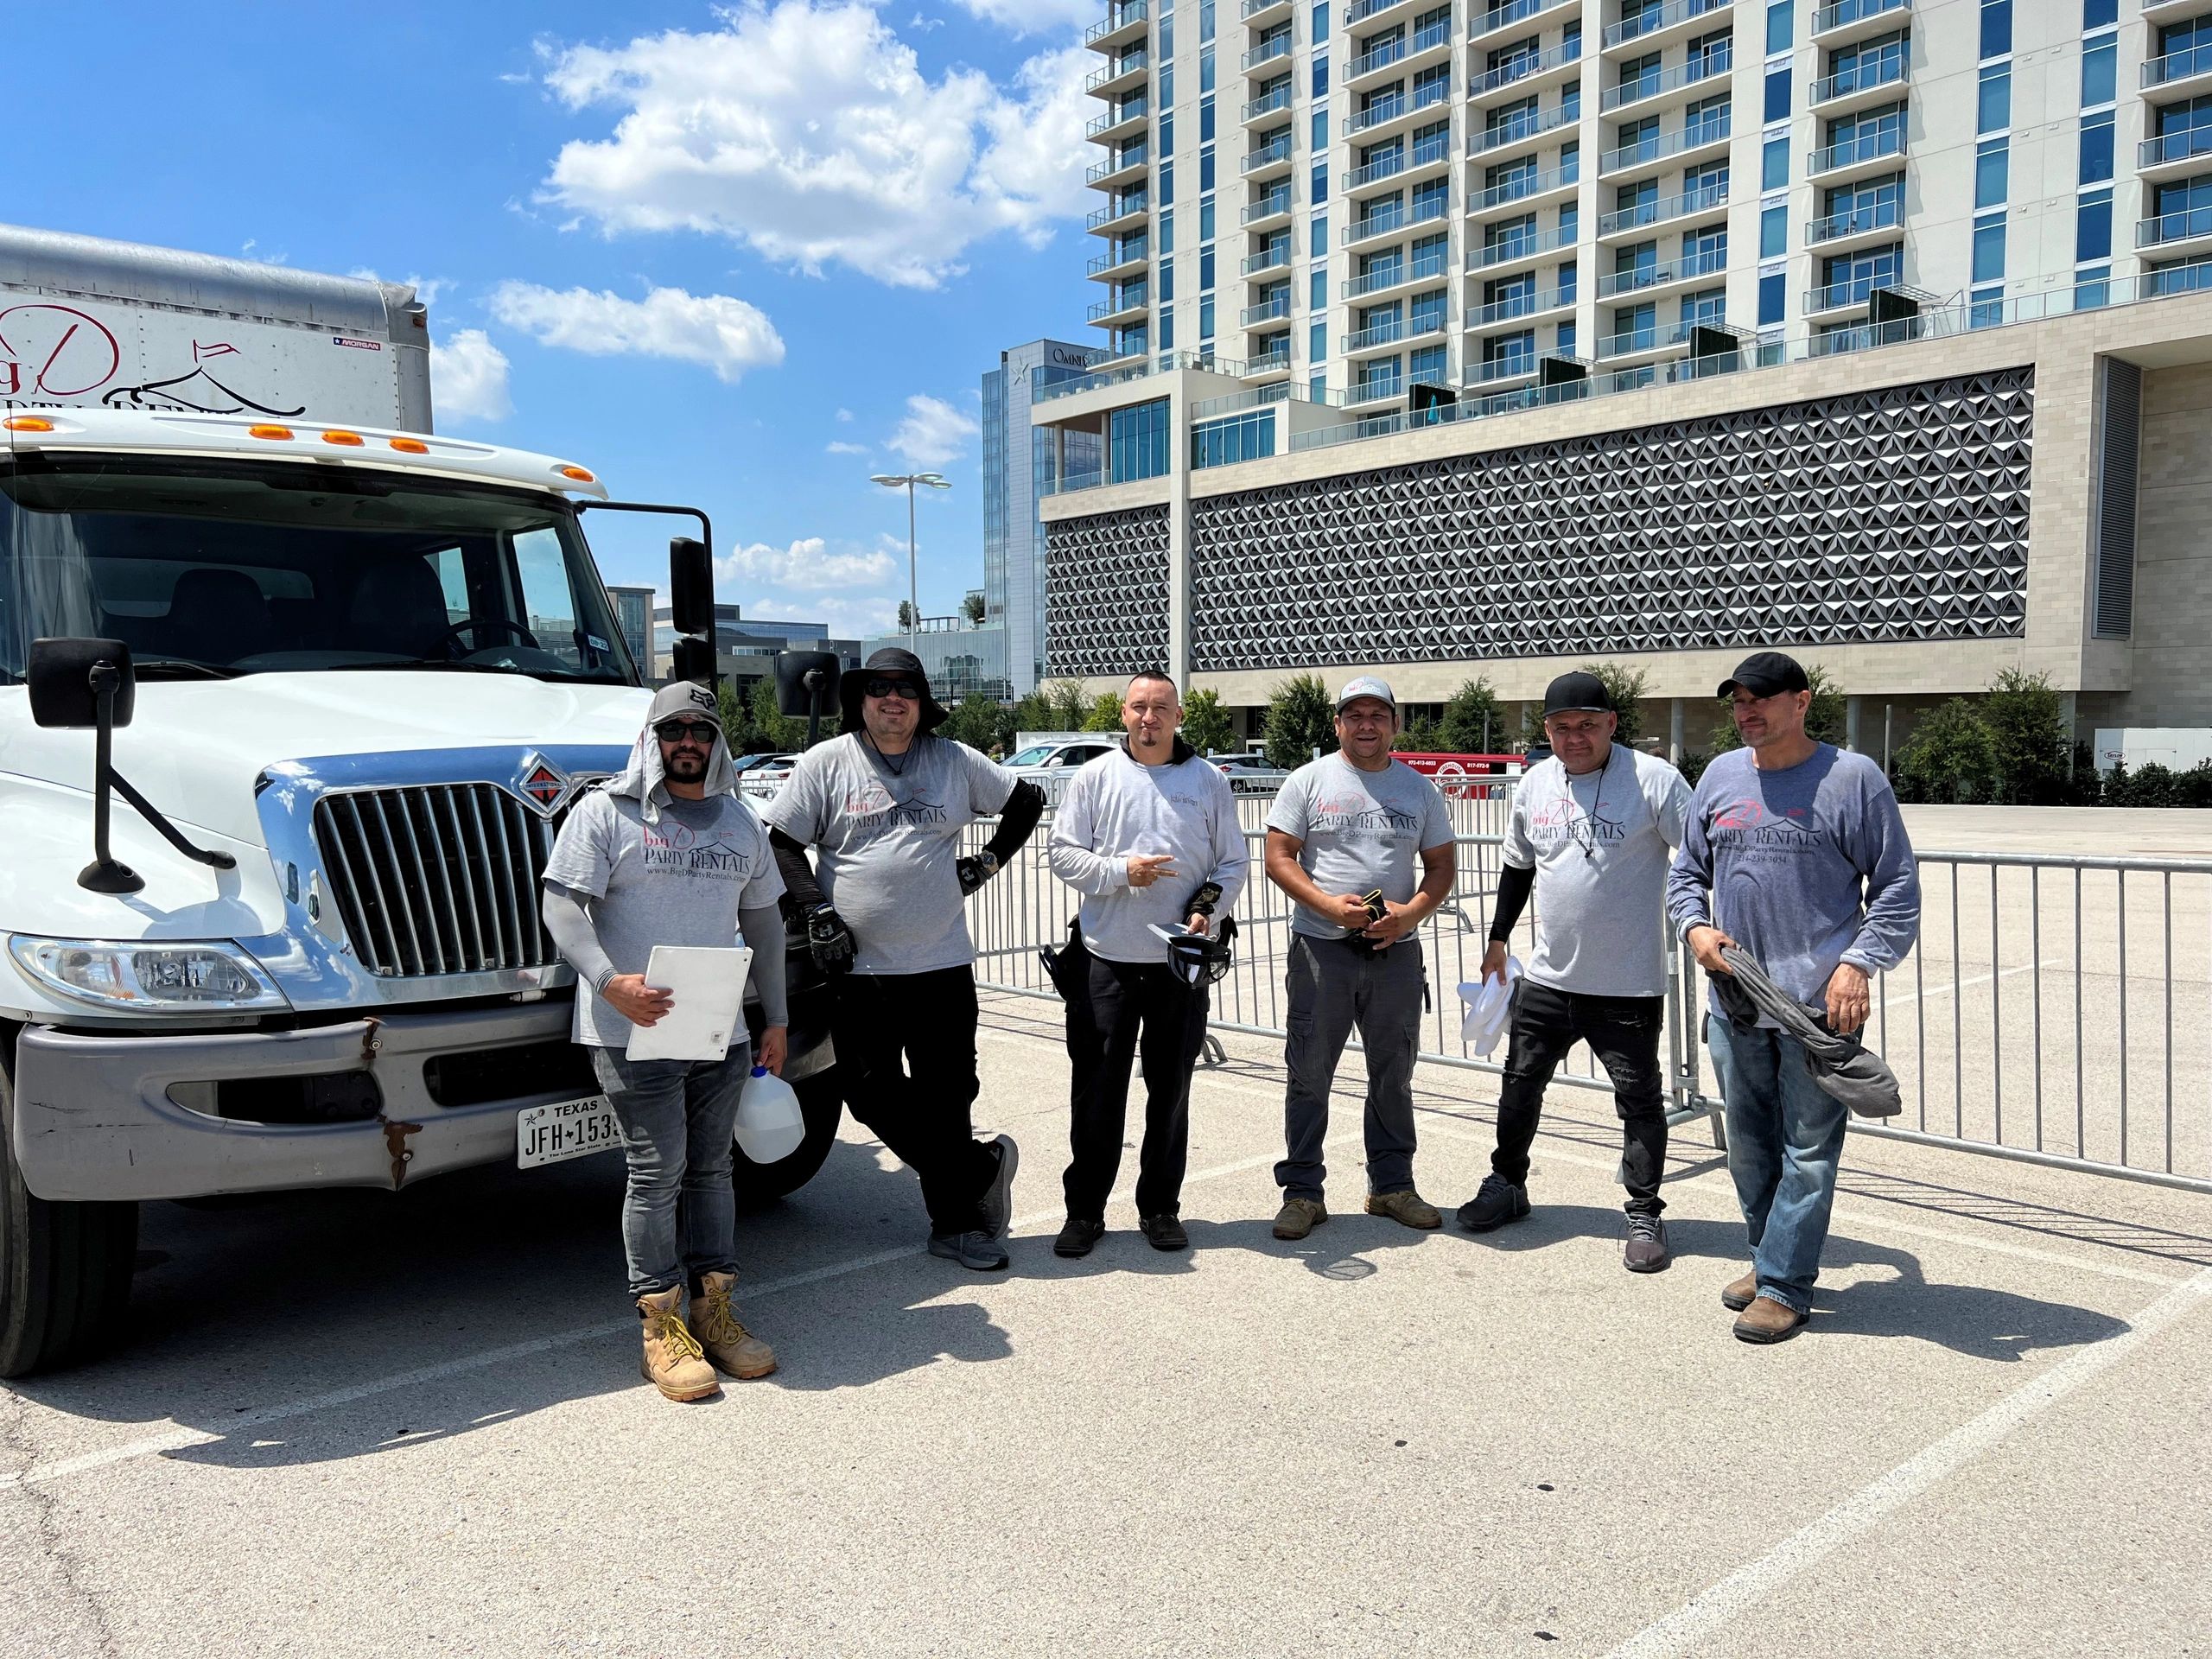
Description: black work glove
806,905,856,976
955,851,1000,895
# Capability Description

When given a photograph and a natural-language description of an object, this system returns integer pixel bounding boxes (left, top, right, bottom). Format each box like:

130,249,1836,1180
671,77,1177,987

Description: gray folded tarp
1711,944,1903,1119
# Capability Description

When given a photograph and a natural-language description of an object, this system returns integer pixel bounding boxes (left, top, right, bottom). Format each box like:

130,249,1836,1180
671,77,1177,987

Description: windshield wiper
134,658,238,681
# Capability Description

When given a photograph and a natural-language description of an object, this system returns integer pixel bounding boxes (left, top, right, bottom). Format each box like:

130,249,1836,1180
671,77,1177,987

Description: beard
664,747,709,780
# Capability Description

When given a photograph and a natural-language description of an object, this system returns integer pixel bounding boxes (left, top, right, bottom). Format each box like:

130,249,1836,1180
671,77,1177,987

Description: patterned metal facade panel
1045,502,1172,677
1183,368,2035,671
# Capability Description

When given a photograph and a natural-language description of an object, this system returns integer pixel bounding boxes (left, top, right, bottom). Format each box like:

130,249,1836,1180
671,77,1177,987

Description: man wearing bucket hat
1455,671,1693,1272
1667,651,1920,1343
542,679,788,1402
766,647,1046,1271
1263,677,1457,1240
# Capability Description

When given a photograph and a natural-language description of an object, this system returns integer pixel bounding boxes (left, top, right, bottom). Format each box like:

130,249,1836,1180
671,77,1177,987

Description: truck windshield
0,455,638,685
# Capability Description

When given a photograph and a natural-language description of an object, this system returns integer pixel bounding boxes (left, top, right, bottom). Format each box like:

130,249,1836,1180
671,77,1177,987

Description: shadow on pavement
1811,1236,2133,1361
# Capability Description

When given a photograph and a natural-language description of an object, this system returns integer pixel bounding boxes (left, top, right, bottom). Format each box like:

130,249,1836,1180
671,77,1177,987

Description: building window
1311,269,1327,308
1313,162,1328,203
1160,208,1175,250
1160,257,1175,302
1200,45,1215,92
1313,108,1328,149
1191,408,1276,468
1557,320,1577,356
1199,197,1215,238
1313,2,1329,36
1200,296,1216,338
2081,39,2115,109
1408,342,1446,385
1200,147,1216,192
2082,0,2115,27
1160,114,1174,156
1760,203,1787,257
1972,211,2005,284
1199,245,1215,289
1310,373,1327,403
1313,53,1328,97
1108,398,1172,484
1160,162,1175,205
2075,263,2111,310
1980,0,2011,61
1310,321,1326,361
1758,268,1785,324
1978,65,2010,134
1763,135,1789,190
1160,309,1175,349
2077,188,2113,263
1764,67,1790,124
1969,283,2005,328
1974,137,2008,208
1766,0,1792,54
1199,0,1215,41
1199,98,1215,143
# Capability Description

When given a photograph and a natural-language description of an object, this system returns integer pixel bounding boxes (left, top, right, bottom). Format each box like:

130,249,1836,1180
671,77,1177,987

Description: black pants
1062,949,1210,1221
1494,980,1669,1215
829,966,998,1235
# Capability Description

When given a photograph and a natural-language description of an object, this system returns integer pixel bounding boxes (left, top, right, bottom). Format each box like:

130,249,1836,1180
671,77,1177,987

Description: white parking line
1600,1265,2212,1659
1879,957,2063,1009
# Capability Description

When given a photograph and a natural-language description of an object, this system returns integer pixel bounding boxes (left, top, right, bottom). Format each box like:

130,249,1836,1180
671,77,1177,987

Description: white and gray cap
1335,676,1397,713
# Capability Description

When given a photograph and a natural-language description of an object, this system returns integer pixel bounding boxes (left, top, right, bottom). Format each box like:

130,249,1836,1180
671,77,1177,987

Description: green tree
1710,664,1847,753
1393,720,1444,753
716,680,753,753
1008,690,1055,738
941,693,1002,752
1893,698,2000,804
895,600,918,629
1180,686,1236,753
1528,664,1649,747
1043,679,1090,731
1438,677,1504,753
1084,690,1125,732
961,592,987,625
1980,669,2069,804
747,677,806,752
1263,673,1338,771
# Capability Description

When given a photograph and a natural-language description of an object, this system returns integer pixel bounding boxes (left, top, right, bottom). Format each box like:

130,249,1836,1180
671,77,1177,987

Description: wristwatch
974,850,1000,877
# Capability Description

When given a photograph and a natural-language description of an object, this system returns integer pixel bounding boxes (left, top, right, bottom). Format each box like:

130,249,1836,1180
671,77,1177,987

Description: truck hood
0,671,650,845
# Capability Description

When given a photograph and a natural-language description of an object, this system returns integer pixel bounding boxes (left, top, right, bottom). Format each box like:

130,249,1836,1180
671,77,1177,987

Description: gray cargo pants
1276,933,1426,1200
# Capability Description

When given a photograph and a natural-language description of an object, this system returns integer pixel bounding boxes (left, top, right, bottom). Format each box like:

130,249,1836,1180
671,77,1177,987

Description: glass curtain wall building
1079,0,2202,418
982,339,1105,694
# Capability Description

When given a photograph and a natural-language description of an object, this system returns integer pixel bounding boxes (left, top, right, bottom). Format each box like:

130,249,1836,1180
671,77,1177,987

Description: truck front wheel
0,1066,139,1379
730,1070,844,1209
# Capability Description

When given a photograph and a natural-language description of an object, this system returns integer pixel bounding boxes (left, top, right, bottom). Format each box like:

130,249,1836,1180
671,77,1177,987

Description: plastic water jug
734,1066,805,1163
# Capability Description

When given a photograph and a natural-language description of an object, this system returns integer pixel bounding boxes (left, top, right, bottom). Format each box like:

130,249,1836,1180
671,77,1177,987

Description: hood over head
604,680,737,822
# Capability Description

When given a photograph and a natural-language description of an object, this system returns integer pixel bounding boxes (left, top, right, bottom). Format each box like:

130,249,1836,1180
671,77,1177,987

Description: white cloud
429,328,513,423
886,393,979,467
537,2,1093,289
952,0,1093,36
348,269,450,308
825,440,870,455
716,536,895,590
715,537,905,638
750,592,900,637
836,407,855,423
487,282,785,382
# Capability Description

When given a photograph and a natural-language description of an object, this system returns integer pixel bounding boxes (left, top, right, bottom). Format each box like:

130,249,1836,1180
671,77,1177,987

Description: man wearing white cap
1262,677,1456,1239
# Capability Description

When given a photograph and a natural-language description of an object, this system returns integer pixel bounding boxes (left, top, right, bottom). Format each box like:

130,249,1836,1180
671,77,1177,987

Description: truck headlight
7,938,289,1012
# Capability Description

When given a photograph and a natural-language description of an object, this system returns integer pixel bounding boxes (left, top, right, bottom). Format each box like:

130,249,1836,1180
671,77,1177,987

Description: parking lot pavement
3,994,2209,1659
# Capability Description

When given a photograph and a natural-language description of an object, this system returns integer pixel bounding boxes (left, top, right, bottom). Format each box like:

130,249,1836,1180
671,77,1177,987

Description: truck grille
313,785,566,977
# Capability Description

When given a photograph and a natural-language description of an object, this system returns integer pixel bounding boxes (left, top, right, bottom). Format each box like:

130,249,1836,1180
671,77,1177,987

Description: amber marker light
3,416,55,432
248,424,294,440
388,436,429,454
321,429,365,447
556,464,594,483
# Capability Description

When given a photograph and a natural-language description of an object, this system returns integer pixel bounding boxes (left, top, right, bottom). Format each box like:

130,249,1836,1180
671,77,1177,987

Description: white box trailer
2092,728,2212,775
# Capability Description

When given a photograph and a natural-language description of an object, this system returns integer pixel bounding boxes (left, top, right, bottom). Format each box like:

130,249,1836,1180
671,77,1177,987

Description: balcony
1802,273,1895,316
1594,320,1689,363
2142,43,2212,102
1241,295,1294,327
1471,222,1578,271
1347,130,1452,195
1242,0,1293,21
1811,0,1910,48
1242,132,1295,179
1244,345,1294,380
1086,100,1150,143
1346,91,1411,139
1597,180,1728,238
1345,0,1416,25
1346,315,1446,357
1242,242,1293,277
1472,353,1540,385
1085,195,1151,235
1807,194,1904,248
1809,54,1909,115
2142,0,2206,16
1345,373,1408,406
1242,35,1294,78
1243,83,1296,125
1344,246,1452,300
1596,245,1729,298
1086,148,1151,188
2138,204,2212,257
2139,126,2212,181
1471,37,1584,103
1243,187,1296,228
1471,99,1582,161
1599,111,1731,177
1468,283,1576,327
1087,290,1151,327
1808,123,1907,182
1085,239,1149,279
1471,158,1580,211
1602,49,1734,116
1349,18,1452,90
1085,1,1148,51
1344,196,1449,247
1086,51,1150,97
1470,0,1578,44
1604,0,1731,53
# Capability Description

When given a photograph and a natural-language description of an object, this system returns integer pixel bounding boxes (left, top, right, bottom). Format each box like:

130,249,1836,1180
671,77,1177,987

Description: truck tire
0,1066,139,1379
730,1070,843,1209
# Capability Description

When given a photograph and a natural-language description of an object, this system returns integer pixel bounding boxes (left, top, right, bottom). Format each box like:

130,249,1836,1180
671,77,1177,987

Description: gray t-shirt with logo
1503,746,1693,999
764,732,1015,976
1266,753,1455,940
543,790,786,1046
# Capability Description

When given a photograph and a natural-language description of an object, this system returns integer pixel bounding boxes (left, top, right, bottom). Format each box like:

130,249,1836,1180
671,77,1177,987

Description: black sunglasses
655,719,719,743
865,677,923,700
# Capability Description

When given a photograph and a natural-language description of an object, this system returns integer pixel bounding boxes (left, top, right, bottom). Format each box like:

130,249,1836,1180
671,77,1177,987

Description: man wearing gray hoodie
543,680,789,1402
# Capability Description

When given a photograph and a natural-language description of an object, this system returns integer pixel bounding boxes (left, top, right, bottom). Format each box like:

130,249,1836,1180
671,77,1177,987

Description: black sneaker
1456,1173,1530,1232
928,1230,1009,1271
1623,1211,1670,1273
1054,1216,1106,1258
979,1134,1020,1240
1139,1213,1189,1251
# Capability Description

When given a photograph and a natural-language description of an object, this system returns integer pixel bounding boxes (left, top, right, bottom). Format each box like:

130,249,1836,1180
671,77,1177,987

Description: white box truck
0,226,842,1376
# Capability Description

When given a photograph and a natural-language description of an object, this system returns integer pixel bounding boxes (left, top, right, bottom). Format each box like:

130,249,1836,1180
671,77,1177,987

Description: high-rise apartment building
982,339,1106,693
1080,0,2198,411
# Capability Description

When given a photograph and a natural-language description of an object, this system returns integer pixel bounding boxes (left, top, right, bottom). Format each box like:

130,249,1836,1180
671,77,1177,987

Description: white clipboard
625,944,754,1063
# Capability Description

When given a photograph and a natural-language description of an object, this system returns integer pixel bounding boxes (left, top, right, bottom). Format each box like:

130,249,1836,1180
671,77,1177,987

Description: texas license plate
516,1094,620,1167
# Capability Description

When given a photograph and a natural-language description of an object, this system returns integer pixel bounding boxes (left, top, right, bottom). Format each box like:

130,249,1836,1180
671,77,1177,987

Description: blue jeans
590,1043,752,1299
1704,1016,1849,1315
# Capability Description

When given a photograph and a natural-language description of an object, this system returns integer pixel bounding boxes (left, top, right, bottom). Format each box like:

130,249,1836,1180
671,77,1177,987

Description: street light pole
870,471,950,653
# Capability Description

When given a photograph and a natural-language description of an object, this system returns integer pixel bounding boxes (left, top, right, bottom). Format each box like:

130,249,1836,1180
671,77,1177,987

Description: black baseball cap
1718,651,1811,698
1541,671,1614,717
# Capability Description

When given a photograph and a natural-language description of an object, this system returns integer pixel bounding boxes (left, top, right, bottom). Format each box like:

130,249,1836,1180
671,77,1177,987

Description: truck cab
0,409,842,1375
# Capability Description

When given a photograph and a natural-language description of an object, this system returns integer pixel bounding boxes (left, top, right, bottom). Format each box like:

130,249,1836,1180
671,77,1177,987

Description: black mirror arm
107,769,237,873
77,662,234,894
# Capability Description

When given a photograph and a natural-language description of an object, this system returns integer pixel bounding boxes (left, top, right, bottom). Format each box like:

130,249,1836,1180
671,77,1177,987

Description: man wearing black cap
766,648,1046,1270
1457,671,1693,1270
1667,651,1920,1343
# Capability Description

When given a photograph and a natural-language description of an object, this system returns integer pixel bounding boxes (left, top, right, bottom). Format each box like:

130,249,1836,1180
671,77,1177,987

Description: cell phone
1360,888,1387,923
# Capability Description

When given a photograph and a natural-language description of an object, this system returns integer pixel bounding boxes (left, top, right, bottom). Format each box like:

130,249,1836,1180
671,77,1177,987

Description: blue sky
10,0,1106,638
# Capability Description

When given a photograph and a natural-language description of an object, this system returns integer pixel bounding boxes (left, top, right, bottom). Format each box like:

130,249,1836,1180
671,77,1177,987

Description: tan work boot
1720,1270,1758,1312
1273,1196,1328,1240
1733,1295,1809,1344
690,1271,778,1380
1365,1189,1443,1230
637,1286,720,1402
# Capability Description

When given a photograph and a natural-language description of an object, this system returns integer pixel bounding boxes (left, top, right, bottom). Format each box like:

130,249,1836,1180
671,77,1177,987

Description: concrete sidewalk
3,990,2208,1657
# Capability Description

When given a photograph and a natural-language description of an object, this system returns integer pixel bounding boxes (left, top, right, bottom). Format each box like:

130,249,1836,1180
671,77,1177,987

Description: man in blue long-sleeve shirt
1666,652,1921,1344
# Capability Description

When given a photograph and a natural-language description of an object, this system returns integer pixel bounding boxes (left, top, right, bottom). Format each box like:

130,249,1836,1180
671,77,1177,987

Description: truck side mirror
773,651,840,719
669,537,713,636
28,638,136,729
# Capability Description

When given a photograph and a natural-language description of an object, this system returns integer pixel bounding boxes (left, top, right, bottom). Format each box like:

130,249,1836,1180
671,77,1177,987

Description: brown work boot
1720,1270,1758,1312
636,1286,720,1402
690,1271,778,1380
1365,1189,1443,1230
1733,1295,1809,1344
1273,1196,1328,1240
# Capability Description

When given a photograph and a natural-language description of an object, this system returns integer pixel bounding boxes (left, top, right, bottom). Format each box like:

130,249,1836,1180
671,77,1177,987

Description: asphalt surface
4,992,2209,1658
